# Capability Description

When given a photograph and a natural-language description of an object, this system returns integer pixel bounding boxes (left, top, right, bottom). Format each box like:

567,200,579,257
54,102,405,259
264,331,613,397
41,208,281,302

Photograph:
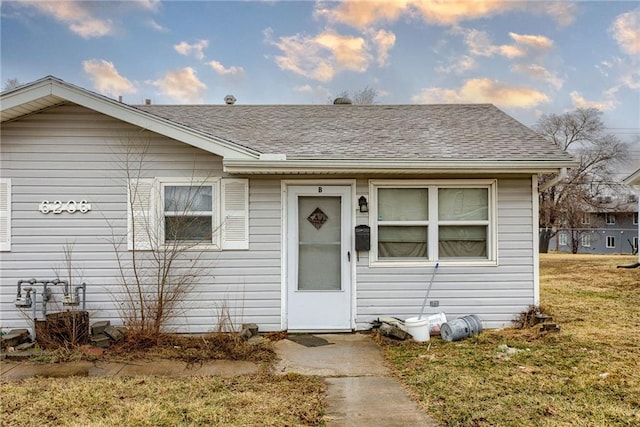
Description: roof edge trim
223,159,579,175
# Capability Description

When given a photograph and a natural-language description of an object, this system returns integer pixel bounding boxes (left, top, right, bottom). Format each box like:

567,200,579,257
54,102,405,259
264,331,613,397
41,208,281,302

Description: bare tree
3,78,22,91
537,108,628,252
332,86,378,105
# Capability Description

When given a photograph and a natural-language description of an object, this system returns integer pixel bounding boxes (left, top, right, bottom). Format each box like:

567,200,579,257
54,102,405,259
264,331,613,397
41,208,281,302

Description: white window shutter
127,178,156,250
0,179,11,251
221,178,249,250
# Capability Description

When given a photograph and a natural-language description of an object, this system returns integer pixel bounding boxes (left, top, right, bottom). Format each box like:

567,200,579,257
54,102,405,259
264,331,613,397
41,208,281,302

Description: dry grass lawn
1,372,325,426
381,254,640,427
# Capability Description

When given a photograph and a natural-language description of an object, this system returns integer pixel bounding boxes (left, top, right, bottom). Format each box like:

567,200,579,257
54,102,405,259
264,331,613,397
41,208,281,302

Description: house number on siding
39,200,92,214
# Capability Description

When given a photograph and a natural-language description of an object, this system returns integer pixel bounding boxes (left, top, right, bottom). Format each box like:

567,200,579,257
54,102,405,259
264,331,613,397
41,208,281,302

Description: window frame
580,212,591,225
160,179,220,248
633,212,638,225
581,234,591,247
606,235,615,248
605,213,616,225
558,233,568,246
369,179,497,267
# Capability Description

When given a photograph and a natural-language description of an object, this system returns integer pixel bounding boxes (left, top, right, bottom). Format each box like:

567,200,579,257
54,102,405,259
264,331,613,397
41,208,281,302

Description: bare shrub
513,305,552,329
109,138,215,341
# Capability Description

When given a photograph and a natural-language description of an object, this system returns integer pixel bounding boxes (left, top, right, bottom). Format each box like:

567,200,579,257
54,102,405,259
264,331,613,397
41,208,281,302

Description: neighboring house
624,169,640,264
0,76,576,334
549,195,639,254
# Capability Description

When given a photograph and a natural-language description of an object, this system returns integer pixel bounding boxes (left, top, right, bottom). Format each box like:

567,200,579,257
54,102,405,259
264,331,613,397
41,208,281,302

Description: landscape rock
91,320,110,336
379,323,410,340
242,323,259,337
103,326,125,342
1,329,31,350
90,333,111,348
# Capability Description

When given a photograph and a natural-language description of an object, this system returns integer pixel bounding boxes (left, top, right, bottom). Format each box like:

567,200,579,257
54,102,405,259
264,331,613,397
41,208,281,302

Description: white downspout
539,168,568,192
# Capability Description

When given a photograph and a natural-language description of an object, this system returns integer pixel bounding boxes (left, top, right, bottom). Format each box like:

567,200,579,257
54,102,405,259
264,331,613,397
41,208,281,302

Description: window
581,234,591,247
371,180,495,265
0,178,10,251
634,213,638,225
606,236,615,248
580,213,590,225
163,185,213,243
605,214,615,225
559,233,568,246
128,177,248,250
633,237,638,252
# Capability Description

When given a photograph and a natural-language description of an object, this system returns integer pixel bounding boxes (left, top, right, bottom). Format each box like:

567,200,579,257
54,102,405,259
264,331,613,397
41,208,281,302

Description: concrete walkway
2,333,438,426
0,358,258,380
274,334,438,426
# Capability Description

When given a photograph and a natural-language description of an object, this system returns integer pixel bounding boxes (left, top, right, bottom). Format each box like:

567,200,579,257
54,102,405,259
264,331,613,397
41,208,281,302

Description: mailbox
355,225,371,251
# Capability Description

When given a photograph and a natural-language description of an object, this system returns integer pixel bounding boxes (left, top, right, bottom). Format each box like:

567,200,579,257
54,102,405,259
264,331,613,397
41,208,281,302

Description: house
0,76,576,334
549,195,639,254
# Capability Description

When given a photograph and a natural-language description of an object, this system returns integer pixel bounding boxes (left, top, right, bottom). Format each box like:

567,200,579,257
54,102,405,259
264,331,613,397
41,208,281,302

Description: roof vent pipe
333,97,352,105
224,95,236,105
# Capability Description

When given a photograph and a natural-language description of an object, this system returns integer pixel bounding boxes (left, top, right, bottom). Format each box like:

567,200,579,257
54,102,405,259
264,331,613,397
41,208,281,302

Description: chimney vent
333,97,352,105
145,98,151,105
118,96,123,103
224,95,236,105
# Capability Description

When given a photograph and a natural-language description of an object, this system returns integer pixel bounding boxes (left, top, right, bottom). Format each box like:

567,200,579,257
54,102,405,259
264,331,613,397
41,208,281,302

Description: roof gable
0,76,258,160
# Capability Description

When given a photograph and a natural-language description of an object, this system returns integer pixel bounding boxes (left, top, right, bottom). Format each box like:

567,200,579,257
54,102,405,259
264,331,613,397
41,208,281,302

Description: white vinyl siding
356,177,536,329
0,105,279,333
0,179,10,251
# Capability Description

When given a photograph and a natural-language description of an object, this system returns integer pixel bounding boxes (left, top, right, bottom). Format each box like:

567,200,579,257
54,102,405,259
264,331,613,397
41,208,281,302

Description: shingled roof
2,76,575,173
137,104,574,162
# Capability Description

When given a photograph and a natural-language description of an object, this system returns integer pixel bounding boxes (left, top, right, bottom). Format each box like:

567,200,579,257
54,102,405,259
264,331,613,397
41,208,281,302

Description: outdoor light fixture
358,196,369,213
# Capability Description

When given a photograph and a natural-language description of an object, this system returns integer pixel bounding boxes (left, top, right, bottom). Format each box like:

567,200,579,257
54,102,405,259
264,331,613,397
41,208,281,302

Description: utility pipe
22,287,37,341
74,283,87,310
16,278,36,298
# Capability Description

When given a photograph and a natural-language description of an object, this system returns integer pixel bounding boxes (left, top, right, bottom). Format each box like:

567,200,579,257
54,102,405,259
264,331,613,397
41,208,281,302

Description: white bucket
405,316,430,342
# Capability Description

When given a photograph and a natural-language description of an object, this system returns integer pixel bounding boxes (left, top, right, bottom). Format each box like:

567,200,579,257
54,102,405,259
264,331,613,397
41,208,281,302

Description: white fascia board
0,83,60,112
623,168,640,187
2,78,259,160
223,159,579,175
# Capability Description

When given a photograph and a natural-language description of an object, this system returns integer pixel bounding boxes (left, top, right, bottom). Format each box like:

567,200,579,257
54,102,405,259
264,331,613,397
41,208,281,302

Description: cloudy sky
1,0,639,169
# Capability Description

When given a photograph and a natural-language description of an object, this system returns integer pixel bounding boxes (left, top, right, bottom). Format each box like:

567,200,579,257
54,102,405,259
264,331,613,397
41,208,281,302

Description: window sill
369,259,498,268
159,243,221,252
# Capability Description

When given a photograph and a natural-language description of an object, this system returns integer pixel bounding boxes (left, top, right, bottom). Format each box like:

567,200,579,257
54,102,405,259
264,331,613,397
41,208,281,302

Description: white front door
286,185,352,330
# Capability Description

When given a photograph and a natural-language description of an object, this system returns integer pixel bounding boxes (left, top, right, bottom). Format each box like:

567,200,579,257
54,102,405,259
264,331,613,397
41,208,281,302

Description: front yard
1,254,638,426
381,254,640,426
